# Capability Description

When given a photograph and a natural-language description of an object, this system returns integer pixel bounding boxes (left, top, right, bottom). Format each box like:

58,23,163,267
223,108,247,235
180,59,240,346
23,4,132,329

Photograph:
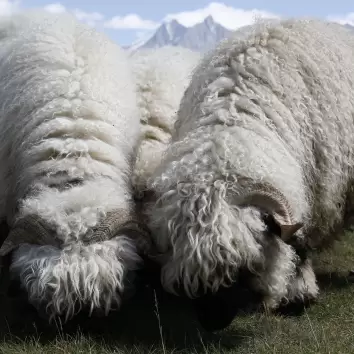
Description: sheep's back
160,18,354,242
131,46,200,190
0,10,140,205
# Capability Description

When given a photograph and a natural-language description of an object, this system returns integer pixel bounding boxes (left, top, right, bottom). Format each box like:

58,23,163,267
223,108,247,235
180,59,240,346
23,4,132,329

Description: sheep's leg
0,190,10,298
344,187,354,279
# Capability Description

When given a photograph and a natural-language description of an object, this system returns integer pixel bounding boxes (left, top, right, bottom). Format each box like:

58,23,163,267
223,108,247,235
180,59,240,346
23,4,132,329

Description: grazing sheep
130,46,200,196
0,10,150,321
145,18,354,330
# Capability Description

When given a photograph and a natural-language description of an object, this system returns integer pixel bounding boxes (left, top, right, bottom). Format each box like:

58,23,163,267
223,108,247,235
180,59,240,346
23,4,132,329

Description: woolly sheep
0,10,150,321
130,46,200,195
145,18,354,330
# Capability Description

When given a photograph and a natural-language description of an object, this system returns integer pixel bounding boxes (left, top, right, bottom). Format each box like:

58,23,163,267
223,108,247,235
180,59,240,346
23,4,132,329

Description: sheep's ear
262,213,282,236
279,222,304,242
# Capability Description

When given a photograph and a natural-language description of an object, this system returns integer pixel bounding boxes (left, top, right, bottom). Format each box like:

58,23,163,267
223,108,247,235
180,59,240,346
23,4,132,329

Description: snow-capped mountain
128,18,354,53
130,15,232,52
140,19,187,49
177,15,232,52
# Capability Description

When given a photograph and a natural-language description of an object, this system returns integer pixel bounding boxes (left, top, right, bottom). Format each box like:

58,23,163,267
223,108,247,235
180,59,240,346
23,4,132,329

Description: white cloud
0,0,19,16
43,2,66,14
327,13,354,26
44,5,157,30
44,3,104,27
72,9,104,27
104,14,159,30
163,2,280,30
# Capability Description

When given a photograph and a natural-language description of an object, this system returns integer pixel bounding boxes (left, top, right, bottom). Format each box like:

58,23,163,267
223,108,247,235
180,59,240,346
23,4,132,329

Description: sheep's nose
191,274,265,331
192,291,238,331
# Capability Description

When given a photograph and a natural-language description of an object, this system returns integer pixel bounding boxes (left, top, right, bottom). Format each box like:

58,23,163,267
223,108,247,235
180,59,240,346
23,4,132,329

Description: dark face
191,268,265,331
191,212,306,332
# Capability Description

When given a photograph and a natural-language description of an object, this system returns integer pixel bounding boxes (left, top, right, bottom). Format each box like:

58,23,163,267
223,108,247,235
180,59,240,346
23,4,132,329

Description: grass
0,232,353,354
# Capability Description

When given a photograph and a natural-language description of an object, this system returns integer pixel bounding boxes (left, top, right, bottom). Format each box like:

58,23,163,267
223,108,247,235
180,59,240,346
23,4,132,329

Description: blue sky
3,0,354,45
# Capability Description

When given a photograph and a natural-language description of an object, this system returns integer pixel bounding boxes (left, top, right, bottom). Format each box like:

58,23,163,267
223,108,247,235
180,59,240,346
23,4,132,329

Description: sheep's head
0,208,153,320
191,183,306,331
148,180,305,331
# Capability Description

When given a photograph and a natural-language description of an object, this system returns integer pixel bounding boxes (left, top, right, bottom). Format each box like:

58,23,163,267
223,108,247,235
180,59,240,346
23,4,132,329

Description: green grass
0,233,353,354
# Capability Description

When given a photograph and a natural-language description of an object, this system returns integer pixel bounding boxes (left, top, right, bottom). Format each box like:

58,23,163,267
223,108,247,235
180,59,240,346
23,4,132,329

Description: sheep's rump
0,10,143,320
130,46,200,193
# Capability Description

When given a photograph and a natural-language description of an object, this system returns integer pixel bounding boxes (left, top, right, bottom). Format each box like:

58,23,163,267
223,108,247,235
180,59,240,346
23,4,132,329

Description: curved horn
88,209,152,255
0,215,61,257
0,208,153,257
237,183,304,241
240,184,293,222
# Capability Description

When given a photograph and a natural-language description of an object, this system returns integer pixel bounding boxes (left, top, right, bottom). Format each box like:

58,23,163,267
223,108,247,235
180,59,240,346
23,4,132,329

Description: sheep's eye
262,213,281,237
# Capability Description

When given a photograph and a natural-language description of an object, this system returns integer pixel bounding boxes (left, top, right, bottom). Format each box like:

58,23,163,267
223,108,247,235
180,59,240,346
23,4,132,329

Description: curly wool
130,46,200,194
0,10,142,319
11,237,140,321
147,18,354,306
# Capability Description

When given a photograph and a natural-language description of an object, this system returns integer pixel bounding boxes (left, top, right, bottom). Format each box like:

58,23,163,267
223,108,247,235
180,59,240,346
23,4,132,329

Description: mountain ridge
128,18,354,53
129,15,232,53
